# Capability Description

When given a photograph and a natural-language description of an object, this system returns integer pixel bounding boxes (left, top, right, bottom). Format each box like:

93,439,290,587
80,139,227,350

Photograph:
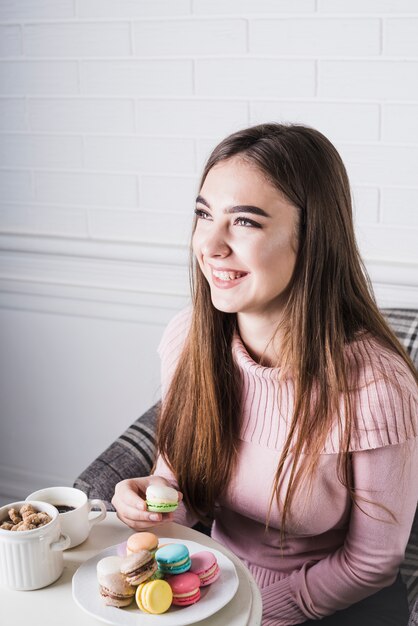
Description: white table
0,513,262,626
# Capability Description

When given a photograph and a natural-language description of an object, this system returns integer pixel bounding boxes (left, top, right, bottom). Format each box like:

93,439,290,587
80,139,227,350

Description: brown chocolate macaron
120,550,158,586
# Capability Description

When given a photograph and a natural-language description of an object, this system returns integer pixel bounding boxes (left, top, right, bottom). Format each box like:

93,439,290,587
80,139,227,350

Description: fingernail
149,514,161,522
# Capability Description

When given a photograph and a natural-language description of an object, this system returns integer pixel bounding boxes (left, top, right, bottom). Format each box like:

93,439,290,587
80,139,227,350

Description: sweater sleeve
261,437,418,625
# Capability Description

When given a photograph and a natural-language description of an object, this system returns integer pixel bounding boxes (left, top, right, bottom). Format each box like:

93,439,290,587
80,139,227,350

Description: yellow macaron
135,579,173,614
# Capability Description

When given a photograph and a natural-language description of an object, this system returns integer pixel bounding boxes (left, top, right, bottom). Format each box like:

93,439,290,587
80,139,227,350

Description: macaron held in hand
145,484,179,513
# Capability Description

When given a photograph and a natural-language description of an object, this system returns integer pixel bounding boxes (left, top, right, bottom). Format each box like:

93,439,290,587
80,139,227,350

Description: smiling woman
193,157,299,365
112,123,418,626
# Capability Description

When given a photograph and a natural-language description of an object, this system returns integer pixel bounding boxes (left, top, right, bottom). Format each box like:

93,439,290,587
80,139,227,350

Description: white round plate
72,538,239,626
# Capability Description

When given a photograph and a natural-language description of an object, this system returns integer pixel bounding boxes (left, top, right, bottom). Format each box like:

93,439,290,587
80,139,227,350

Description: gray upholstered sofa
74,308,418,624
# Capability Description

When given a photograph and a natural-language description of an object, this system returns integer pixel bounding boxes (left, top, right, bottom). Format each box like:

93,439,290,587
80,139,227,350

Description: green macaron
145,484,179,513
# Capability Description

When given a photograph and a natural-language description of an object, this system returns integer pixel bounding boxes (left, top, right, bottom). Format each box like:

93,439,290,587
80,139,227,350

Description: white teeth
213,270,245,281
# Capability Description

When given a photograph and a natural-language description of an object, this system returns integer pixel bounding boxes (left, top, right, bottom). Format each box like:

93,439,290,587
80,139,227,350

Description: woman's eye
234,217,261,228
194,208,211,220
194,209,261,228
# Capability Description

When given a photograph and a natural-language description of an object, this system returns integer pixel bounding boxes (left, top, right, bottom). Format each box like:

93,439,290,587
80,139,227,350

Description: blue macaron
155,544,191,575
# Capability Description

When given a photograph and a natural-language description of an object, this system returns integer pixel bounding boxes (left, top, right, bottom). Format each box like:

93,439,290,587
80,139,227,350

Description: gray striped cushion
404,508,418,622
74,403,158,509
382,308,418,370
380,310,418,620
410,598,418,626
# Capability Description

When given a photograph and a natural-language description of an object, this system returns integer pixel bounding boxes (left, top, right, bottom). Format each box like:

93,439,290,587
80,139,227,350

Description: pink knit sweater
154,309,418,625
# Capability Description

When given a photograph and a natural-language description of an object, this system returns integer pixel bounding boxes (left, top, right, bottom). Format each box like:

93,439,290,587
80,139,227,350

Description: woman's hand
111,475,183,530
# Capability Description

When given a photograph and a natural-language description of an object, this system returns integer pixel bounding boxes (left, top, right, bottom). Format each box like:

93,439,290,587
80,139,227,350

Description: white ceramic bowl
0,500,70,590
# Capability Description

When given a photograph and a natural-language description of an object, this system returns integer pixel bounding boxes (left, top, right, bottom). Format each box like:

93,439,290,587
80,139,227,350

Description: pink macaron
166,572,201,606
190,551,220,586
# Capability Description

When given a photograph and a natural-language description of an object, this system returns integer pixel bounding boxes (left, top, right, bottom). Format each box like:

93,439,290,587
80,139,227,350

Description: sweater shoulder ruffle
323,334,418,454
233,330,417,454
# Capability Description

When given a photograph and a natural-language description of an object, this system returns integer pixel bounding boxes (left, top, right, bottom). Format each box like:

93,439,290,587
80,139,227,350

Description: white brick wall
384,19,418,56
34,171,138,208
1,0,418,496
136,99,248,136
140,174,197,212
89,208,191,245
0,60,78,94
0,98,26,130
249,19,380,56
0,1,75,21
79,60,194,95
195,58,316,97
76,0,192,18
250,101,380,142
0,25,22,56
318,0,418,12
1,3,417,258
381,188,418,227
0,203,88,237
382,104,418,144
319,61,418,100
0,133,83,168
27,98,135,133
133,19,247,56
24,22,132,57
0,170,32,202
193,1,315,14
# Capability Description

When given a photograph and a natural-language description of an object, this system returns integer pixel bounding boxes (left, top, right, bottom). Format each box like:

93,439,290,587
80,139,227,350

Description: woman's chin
210,297,240,314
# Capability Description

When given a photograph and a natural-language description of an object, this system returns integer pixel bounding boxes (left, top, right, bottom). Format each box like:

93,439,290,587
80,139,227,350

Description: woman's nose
199,225,231,258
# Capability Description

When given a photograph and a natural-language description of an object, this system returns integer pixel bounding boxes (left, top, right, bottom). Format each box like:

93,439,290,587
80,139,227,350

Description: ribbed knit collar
232,331,282,381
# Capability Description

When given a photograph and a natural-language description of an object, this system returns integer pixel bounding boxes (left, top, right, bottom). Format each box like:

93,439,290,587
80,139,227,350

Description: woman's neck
237,313,283,367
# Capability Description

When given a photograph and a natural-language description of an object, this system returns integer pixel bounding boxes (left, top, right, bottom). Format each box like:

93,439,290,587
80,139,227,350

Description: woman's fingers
112,476,181,530
115,510,162,530
113,478,147,507
112,494,163,529
116,501,157,522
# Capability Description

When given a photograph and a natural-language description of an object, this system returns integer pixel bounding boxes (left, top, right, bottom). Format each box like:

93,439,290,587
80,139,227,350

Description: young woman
112,124,418,625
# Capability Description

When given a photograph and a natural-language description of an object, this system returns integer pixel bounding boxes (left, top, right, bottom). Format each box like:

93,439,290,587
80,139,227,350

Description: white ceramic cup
0,500,70,590
26,486,106,548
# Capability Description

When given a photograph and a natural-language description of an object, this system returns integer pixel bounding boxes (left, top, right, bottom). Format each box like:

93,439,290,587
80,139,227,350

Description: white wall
1,0,418,501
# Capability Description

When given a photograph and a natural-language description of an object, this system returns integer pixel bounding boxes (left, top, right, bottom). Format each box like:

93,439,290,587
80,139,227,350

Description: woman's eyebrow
195,195,271,218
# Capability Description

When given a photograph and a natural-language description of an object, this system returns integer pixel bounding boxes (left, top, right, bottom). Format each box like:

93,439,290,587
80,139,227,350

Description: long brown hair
157,123,418,529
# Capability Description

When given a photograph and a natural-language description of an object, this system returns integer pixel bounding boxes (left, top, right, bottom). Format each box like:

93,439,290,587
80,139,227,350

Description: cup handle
88,499,107,528
50,533,71,551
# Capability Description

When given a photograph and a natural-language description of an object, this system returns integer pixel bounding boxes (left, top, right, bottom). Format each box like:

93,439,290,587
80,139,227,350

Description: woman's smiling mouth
210,266,249,288
213,269,247,280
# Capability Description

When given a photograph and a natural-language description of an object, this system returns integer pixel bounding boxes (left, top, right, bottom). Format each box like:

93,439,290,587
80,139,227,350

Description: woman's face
192,156,299,324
